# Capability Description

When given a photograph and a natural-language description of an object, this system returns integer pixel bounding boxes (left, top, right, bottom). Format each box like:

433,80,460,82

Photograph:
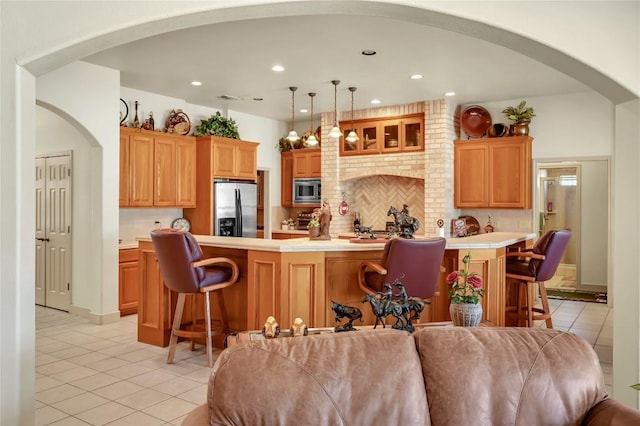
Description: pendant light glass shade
345,86,359,143
286,86,300,142
345,130,359,143
329,80,343,138
306,92,319,147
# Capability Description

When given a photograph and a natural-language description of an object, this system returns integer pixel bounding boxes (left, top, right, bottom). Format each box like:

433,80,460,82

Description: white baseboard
69,305,121,324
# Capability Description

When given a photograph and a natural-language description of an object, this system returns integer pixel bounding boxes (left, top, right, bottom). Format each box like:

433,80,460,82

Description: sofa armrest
181,403,208,426
583,398,640,425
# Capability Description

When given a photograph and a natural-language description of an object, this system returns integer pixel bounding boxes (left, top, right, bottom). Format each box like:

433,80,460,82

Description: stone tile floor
35,299,613,425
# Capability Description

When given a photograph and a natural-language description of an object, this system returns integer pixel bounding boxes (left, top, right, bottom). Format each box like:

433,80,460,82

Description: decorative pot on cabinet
449,303,483,327
510,120,530,136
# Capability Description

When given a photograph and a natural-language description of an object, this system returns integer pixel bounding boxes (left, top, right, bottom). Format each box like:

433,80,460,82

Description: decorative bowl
461,105,492,138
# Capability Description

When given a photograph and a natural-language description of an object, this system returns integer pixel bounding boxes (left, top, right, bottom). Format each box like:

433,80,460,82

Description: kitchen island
136,232,534,347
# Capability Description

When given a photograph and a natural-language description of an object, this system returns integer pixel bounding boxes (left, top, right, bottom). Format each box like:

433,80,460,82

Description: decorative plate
171,217,191,232
460,105,492,138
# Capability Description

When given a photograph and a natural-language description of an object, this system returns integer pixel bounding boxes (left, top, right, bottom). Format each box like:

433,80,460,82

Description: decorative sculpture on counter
356,225,376,240
289,317,309,337
262,316,280,338
387,204,420,239
361,279,425,332
331,300,363,332
311,199,332,240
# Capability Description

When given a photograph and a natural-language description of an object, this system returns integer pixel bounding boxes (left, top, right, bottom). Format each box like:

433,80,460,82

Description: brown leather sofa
182,327,640,425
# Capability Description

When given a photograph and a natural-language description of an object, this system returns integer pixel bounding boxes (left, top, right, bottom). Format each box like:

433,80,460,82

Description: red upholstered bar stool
505,229,571,328
358,238,446,314
150,229,239,368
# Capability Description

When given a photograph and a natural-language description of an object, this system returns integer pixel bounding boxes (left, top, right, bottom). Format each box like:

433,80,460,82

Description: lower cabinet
118,249,139,316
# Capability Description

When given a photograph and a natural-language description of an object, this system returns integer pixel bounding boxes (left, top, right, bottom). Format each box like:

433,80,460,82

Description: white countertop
137,232,535,253
118,240,139,250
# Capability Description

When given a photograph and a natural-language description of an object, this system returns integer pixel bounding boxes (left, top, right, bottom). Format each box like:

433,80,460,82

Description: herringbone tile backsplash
353,175,425,230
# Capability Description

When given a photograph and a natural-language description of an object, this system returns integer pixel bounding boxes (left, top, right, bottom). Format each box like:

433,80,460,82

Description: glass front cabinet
339,113,424,156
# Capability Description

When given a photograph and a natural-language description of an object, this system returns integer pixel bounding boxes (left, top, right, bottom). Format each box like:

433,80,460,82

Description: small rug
546,288,608,304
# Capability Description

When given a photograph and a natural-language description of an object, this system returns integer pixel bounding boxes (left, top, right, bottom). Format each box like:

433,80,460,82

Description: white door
35,154,72,311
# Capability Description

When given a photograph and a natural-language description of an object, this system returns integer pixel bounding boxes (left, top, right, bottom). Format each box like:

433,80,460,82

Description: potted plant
276,137,292,153
307,217,320,239
193,111,240,139
446,253,485,326
502,100,535,136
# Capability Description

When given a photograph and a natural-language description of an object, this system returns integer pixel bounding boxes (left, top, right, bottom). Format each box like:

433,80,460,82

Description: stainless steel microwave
293,178,321,205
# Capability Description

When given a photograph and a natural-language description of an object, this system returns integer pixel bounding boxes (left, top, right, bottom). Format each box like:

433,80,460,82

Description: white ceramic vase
449,302,482,327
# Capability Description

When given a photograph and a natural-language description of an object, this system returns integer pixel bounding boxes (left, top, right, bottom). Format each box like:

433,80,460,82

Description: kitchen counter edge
136,232,536,253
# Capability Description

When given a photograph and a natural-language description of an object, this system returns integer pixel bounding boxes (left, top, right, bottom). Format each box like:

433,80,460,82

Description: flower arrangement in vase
447,253,485,326
307,217,320,239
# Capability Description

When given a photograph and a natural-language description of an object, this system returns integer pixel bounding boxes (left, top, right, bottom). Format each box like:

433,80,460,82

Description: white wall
35,107,103,314
580,160,608,287
37,61,120,321
469,91,614,159
1,2,639,423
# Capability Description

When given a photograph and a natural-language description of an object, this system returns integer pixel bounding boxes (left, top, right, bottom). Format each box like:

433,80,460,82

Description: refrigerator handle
236,188,243,237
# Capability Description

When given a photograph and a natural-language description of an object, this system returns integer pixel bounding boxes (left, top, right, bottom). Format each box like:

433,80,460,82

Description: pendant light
306,92,319,147
328,80,343,138
345,87,359,143
286,86,300,143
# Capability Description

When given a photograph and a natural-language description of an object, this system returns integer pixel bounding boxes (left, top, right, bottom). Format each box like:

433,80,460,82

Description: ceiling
84,14,589,123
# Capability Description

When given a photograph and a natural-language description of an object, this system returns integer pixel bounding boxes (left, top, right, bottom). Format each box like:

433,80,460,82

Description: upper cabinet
281,148,321,208
120,128,195,208
339,113,424,156
454,136,533,209
281,152,294,207
205,136,258,180
292,148,321,178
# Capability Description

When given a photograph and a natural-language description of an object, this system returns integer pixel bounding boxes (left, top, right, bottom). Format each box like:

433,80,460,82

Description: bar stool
151,229,239,367
505,230,571,328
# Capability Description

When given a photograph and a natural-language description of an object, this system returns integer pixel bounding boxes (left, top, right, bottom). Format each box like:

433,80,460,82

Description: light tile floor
35,299,613,425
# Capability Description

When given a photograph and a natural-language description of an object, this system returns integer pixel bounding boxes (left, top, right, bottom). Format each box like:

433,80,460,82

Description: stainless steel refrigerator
213,179,257,237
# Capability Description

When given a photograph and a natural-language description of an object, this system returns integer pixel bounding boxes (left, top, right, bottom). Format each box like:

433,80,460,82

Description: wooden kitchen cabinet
339,113,424,156
454,136,533,209
281,152,293,207
183,136,259,234
153,137,176,206
120,128,196,208
206,136,258,180
281,149,321,208
125,131,154,207
118,248,139,316
175,138,197,207
292,148,321,178
342,121,380,154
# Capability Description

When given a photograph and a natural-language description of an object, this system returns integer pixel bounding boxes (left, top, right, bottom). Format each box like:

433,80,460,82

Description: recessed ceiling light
299,109,308,113
410,74,423,80
190,81,202,86
253,97,263,101
444,92,456,97
272,65,285,72
218,94,241,101
371,99,381,104
361,50,376,56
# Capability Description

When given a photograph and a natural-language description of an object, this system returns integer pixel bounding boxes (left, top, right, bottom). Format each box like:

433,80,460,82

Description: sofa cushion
206,329,430,425
414,327,607,426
